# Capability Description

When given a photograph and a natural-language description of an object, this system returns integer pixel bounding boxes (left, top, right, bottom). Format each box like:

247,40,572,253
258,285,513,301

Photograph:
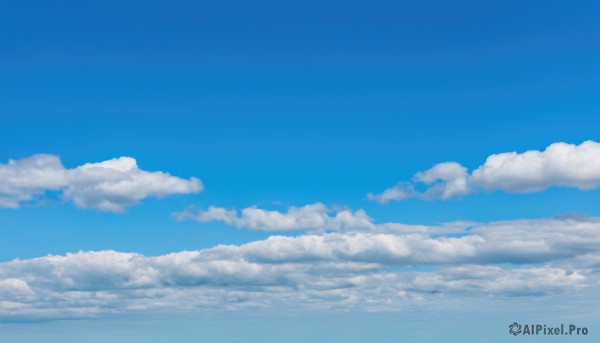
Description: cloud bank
368,140,600,203
0,154,202,212
1,215,598,319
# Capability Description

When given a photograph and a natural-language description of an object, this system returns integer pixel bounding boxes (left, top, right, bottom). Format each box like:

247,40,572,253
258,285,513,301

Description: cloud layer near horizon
0,154,202,212
1,215,598,319
368,140,600,203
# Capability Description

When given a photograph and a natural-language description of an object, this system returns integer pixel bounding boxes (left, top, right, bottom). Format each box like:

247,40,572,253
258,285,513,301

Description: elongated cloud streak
174,203,375,232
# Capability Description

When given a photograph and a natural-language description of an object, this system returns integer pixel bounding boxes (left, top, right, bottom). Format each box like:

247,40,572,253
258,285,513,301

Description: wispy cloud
0,154,202,212
368,140,600,203
173,203,375,232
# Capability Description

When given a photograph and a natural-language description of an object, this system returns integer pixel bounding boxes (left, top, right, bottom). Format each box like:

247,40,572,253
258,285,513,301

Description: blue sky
0,0,599,342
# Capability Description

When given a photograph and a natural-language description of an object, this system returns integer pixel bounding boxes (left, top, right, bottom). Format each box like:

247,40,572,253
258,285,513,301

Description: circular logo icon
509,322,522,336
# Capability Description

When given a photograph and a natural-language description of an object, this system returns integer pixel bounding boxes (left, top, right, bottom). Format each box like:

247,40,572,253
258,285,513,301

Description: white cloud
64,157,202,212
215,216,600,265
413,162,470,199
0,154,202,212
366,182,415,203
471,140,600,192
368,140,600,203
174,203,375,232
0,154,67,208
410,265,586,295
1,215,598,318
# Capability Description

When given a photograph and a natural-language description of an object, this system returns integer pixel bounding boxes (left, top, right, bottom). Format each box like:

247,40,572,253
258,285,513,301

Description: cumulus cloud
368,140,600,203
0,154,67,208
0,215,598,318
206,216,600,265
174,203,375,232
0,154,202,212
471,140,600,192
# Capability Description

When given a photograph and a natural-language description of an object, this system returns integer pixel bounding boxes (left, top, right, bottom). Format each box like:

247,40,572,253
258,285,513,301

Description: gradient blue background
0,0,599,341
